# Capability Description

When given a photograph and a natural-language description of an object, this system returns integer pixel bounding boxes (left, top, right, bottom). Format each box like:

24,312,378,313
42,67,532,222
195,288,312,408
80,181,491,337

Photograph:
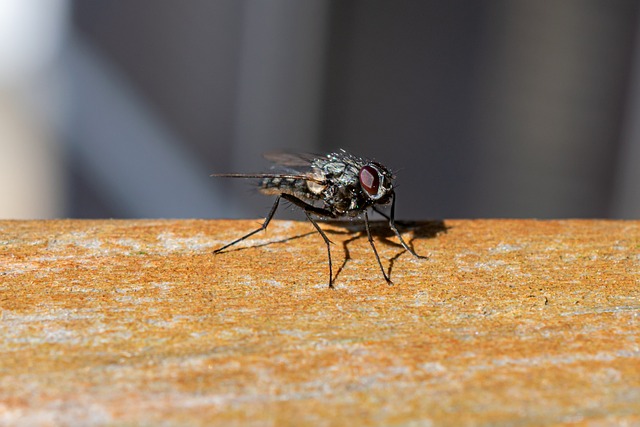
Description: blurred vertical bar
613,8,640,218
232,0,329,172
472,1,638,217
0,0,69,218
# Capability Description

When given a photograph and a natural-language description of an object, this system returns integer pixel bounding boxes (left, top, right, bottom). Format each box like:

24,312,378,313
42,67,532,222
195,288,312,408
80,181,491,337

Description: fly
211,149,426,288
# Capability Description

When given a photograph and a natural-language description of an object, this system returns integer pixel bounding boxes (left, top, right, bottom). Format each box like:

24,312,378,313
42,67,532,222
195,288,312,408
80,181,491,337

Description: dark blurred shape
67,0,640,219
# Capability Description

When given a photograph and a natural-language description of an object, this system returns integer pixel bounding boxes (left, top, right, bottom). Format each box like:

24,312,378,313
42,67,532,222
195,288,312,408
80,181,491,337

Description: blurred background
1,0,639,219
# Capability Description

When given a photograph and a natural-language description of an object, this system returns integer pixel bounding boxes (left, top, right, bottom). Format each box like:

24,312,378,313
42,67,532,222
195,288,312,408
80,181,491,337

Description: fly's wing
262,151,323,167
211,151,327,184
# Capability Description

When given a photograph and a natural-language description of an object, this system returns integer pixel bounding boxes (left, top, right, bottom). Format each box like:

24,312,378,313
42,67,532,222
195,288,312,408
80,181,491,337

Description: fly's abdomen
259,176,322,200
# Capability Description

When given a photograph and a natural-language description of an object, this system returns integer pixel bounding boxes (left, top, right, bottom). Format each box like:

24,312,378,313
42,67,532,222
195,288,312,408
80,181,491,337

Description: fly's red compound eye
359,165,380,197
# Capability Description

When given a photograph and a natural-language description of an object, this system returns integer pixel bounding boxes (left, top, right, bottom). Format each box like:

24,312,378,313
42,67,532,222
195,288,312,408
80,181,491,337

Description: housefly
211,149,426,288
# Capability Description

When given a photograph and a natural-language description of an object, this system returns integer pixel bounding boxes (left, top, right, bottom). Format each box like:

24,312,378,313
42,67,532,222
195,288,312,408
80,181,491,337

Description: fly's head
358,161,395,206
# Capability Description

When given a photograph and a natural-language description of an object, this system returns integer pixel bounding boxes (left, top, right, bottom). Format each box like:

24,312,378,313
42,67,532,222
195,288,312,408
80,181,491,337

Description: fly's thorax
318,174,372,216
311,154,396,215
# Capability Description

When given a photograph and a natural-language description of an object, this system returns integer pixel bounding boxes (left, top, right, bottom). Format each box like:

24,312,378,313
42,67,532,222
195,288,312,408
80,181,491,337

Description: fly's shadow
323,219,448,284
214,217,448,287
213,228,318,252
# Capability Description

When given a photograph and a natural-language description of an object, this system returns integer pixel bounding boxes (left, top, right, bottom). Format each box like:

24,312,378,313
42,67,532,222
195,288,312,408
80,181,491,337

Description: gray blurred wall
26,0,640,219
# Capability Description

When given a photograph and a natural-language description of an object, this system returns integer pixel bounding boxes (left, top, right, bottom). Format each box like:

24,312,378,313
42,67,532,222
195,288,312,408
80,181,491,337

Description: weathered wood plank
0,219,638,425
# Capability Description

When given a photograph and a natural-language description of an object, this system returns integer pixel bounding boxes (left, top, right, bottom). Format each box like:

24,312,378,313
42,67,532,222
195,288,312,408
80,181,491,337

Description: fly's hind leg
213,195,282,253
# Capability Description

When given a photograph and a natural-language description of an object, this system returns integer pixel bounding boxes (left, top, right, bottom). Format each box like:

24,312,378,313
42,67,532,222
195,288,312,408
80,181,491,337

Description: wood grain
0,219,638,425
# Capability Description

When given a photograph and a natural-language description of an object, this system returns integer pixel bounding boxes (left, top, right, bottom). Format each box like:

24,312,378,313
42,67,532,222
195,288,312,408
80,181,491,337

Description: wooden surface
0,219,638,425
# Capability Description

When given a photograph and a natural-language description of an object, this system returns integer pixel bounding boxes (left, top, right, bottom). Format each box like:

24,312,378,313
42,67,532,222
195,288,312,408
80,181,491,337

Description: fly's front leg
213,195,282,253
280,194,336,288
372,205,391,222
383,194,427,259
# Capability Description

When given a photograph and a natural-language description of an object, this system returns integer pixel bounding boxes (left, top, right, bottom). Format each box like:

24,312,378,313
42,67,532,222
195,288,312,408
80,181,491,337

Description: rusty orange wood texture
0,219,638,425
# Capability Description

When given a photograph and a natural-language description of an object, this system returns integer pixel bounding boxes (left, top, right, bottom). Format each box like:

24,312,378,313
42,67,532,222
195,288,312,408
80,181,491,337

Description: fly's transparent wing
260,151,328,185
262,151,323,167
210,172,324,184
211,152,327,184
